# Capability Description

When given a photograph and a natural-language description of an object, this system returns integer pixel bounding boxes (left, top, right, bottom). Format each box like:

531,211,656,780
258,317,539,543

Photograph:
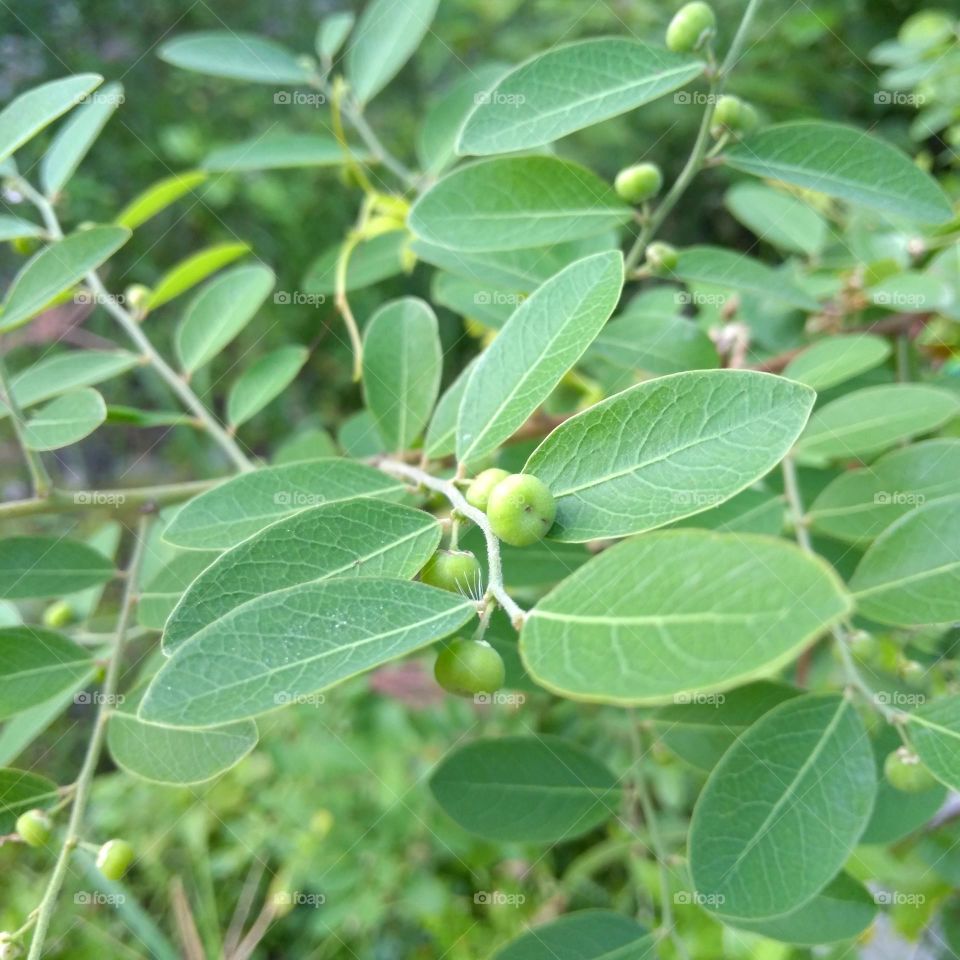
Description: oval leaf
0,768,59,832
409,156,631,253
457,251,623,465
689,694,875,921
159,32,311,85
163,499,441,652
724,182,827,257
0,626,93,720
175,264,275,373
492,910,652,960
203,134,350,172
115,171,207,230
227,345,309,427
524,370,814,542
723,122,953,224
362,297,442,452
147,242,250,310
458,38,703,155
140,579,475,727
0,537,114,599
908,696,960,793
23,387,106,450
164,458,406,550
429,736,620,843
782,334,891,391
521,531,850,704
0,226,130,332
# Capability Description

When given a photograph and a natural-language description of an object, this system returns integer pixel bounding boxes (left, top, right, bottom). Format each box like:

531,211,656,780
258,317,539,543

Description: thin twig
0,352,52,497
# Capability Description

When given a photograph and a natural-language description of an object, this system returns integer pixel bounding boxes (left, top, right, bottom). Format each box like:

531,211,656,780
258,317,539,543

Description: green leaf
316,12,354,61
147,242,250,310
345,0,439,104
0,226,130,332
430,272,516,329
158,32,311,85
137,550,219,631
525,370,814,541
0,215,44,242
689,694,875,921
227,345,308,427
0,537,114,599
492,910,653,960
203,134,352,172
782,334,891,391
0,626,93,720
0,768,59,832
521,531,849,705
907,696,960,793
724,122,953,224
0,349,140,419
0,74,102,165
0,683,86,767
724,182,828,257
163,458,405,549
652,681,799,772
424,359,478,460
274,427,337,465
41,82,122,196
23,387,106,450
457,251,623,465
303,231,407,295
107,694,257,786
808,439,960,544
673,246,819,311
459,38,703,155
588,288,719,376
409,156,632,252
105,406,196,429
140,578,474,727
417,65,507,175
175,264,275,373
795,384,960,463
163,499,441,653
429,736,620,843
870,270,953,313
362,297,441,451
115,171,207,230
850,495,960,626
670,487,784,536
728,873,876,945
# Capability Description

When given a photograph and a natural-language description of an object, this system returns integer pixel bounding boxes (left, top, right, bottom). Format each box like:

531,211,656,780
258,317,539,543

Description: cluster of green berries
422,470,557,698
15,809,134,881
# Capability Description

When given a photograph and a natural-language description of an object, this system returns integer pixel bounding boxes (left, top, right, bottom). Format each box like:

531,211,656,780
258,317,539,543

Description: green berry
712,95,758,134
465,468,510,511
42,599,75,629
614,162,663,204
16,809,52,847
123,283,151,313
486,474,556,547
434,638,505,698
884,747,938,793
666,2,716,52
420,550,481,594
10,236,38,257
645,241,679,273
0,938,22,960
96,838,135,881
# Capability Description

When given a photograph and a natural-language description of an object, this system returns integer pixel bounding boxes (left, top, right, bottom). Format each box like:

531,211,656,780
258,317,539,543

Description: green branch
0,353,52,498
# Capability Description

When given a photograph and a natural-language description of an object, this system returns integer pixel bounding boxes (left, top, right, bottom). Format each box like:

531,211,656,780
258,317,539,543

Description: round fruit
434,638,505,697
0,938,22,960
16,809,52,847
10,236,38,257
884,747,938,793
420,550,481,594
123,283,151,313
96,838,135,881
486,474,556,547
645,241,679,273
614,162,663,204
465,468,510,511
666,1,716,52
42,599,75,629
712,95,758,134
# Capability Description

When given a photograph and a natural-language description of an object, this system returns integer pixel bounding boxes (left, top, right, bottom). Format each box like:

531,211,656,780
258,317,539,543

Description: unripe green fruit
420,550,481,594
614,162,663,204
42,599,75,629
645,241,679,273
486,473,556,547
434,638,505,697
96,838,135,881
465,468,510,511
666,1,716,52
10,236,38,256
123,283,151,313
884,747,938,793
16,809,52,847
712,95,758,134
0,939,22,960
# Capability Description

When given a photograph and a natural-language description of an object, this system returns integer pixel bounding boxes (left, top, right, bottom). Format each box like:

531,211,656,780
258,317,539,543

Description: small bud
16,809,52,847
666,2,716,53
42,599,75,629
645,241,679,274
614,162,663,204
